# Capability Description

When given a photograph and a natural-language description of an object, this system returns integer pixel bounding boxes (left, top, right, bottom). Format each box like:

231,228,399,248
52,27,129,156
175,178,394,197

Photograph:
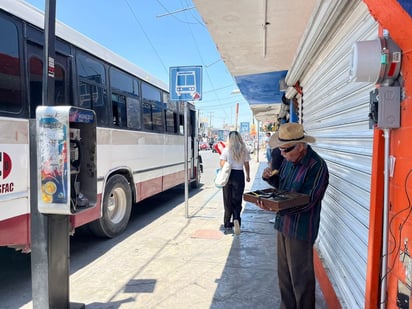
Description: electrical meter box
36,106,97,215
369,86,401,129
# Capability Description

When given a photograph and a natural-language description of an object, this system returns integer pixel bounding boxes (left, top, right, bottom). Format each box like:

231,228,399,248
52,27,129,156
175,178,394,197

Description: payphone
36,106,97,214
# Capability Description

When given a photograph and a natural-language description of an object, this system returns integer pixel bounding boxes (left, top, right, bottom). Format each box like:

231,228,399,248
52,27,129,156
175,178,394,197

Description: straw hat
269,123,316,148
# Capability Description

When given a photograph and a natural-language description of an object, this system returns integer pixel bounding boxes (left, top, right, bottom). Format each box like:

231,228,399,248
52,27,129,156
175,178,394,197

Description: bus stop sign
169,66,202,101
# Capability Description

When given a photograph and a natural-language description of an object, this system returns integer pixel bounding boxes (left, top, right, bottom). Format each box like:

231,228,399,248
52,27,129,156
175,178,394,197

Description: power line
156,0,203,26
156,6,196,18
123,0,168,76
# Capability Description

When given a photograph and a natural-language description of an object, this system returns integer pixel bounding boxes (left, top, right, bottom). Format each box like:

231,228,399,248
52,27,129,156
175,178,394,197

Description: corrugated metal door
297,3,378,308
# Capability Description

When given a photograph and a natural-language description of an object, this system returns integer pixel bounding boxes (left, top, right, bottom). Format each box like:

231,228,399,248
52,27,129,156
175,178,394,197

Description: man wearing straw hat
257,122,329,309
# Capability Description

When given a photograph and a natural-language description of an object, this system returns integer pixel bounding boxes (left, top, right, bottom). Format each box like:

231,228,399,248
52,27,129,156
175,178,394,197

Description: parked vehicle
199,142,211,150
0,1,202,252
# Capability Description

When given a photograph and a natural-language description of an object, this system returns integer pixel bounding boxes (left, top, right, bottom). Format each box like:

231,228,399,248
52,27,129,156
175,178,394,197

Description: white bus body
0,0,202,251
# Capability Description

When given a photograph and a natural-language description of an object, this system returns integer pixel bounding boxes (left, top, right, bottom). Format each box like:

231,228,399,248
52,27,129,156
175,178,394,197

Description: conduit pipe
380,128,390,309
262,0,268,57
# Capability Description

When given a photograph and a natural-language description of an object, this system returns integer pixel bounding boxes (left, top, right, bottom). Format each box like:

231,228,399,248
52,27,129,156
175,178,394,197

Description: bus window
29,56,42,117
77,54,105,84
111,93,126,127
143,102,165,132
55,65,66,105
0,17,22,114
110,67,135,95
142,82,163,132
165,110,177,133
152,103,164,132
110,68,141,129
126,96,141,129
76,53,108,126
143,102,152,130
29,55,67,117
162,91,170,105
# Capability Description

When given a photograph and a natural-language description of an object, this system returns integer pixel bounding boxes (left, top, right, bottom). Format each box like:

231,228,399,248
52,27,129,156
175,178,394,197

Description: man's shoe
233,219,240,235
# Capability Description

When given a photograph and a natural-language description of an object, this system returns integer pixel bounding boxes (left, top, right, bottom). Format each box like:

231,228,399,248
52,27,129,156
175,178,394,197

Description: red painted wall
363,0,412,308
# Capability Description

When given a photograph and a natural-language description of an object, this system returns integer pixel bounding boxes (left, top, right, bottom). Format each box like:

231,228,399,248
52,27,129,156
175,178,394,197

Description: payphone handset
36,106,97,215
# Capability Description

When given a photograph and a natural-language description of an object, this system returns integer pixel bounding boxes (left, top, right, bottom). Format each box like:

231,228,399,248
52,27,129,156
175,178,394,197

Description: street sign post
169,66,202,219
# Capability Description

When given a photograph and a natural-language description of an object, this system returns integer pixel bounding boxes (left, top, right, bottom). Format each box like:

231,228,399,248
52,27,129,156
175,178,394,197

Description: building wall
362,0,412,308
298,2,377,307
284,0,412,307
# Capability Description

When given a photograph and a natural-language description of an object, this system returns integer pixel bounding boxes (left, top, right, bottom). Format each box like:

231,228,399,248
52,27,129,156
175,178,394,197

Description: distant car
245,142,254,153
199,142,211,151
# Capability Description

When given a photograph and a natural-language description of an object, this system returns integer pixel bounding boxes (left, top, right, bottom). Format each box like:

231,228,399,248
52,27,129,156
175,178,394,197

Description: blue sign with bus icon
170,66,202,101
176,71,196,96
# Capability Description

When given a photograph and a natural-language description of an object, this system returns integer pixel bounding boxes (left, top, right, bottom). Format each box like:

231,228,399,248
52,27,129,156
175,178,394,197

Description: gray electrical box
377,86,400,129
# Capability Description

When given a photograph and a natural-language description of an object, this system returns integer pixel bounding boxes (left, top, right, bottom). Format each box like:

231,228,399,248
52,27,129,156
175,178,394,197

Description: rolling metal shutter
288,2,378,308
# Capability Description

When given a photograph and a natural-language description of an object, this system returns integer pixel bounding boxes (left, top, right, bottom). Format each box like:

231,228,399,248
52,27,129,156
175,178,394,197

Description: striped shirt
274,145,329,244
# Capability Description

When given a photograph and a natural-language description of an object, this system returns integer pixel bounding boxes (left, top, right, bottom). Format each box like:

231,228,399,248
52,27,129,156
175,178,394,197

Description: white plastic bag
214,162,232,188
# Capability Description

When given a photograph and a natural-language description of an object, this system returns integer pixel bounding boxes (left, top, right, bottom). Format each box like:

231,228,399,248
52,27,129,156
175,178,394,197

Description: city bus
0,0,202,252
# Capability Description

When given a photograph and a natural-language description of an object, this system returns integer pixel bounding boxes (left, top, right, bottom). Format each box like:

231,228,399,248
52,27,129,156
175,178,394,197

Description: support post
184,101,189,218
30,1,77,308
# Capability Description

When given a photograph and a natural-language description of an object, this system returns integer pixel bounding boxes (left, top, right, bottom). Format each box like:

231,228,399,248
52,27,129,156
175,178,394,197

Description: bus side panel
71,194,102,228
0,119,30,248
0,214,30,250
136,176,163,202
162,170,185,191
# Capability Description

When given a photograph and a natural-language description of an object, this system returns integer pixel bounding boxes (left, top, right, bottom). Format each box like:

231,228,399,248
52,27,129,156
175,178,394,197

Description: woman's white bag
214,162,232,188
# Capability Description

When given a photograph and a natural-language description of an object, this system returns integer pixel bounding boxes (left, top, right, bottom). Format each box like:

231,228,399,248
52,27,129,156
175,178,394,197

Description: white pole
184,101,189,218
380,128,390,309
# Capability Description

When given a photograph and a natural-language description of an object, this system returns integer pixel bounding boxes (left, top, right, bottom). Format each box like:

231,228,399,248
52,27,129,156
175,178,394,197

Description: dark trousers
222,170,245,227
277,232,315,309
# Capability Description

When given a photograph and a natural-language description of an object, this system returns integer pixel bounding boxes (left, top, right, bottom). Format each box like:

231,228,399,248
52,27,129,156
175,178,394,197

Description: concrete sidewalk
24,151,327,308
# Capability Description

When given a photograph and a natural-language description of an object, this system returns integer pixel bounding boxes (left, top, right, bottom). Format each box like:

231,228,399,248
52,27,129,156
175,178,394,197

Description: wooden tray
243,188,310,212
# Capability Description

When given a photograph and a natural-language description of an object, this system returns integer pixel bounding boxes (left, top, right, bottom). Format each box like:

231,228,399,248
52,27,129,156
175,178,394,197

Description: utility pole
209,112,213,129
31,0,71,308
235,102,239,131
31,1,83,308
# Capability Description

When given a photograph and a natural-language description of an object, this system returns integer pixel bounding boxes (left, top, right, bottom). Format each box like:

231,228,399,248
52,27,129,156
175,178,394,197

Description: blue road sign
240,122,250,134
169,66,202,101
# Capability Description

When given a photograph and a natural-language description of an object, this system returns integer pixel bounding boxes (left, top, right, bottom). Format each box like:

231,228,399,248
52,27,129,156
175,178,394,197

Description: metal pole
184,101,189,218
379,128,390,309
256,120,260,162
31,1,73,307
235,102,239,131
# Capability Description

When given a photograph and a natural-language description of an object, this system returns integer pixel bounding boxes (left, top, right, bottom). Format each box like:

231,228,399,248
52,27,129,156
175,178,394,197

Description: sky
24,0,254,129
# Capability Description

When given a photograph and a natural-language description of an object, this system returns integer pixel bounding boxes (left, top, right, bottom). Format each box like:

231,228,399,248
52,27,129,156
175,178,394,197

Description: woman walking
219,131,251,234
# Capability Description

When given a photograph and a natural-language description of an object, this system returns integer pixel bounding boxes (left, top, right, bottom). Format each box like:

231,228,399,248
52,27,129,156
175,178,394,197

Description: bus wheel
89,174,132,238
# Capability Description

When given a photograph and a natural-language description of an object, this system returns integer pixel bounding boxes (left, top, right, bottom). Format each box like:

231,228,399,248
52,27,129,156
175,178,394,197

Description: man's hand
256,199,273,212
262,167,273,180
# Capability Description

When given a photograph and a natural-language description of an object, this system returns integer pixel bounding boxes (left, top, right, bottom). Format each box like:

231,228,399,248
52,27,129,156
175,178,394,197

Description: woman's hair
227,131,247,162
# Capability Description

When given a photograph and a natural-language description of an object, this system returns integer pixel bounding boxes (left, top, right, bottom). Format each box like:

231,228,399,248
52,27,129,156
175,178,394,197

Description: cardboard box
243,188,310,212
